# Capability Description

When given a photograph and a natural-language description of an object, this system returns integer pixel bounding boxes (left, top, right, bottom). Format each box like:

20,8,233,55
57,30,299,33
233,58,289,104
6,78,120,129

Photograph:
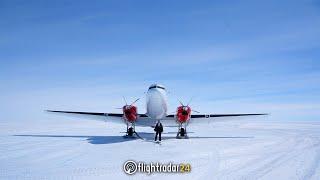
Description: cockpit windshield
148,84,165,90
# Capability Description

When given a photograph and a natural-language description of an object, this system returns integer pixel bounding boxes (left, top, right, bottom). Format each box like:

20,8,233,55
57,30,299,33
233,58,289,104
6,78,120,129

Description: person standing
154,121,163,142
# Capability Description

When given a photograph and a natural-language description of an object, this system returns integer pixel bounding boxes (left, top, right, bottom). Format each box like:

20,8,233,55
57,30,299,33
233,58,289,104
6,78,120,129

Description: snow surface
0,119,320,180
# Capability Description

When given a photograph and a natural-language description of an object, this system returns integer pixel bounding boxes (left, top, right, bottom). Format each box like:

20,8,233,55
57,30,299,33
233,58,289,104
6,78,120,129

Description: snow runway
0,120,319,180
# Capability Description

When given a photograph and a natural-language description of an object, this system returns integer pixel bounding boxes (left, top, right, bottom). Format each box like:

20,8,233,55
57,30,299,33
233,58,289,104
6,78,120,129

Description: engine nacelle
123,105,138,122
176,106,191,123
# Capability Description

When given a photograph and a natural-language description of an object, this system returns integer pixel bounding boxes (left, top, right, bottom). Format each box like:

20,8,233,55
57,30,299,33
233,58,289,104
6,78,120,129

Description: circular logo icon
123,160,137,175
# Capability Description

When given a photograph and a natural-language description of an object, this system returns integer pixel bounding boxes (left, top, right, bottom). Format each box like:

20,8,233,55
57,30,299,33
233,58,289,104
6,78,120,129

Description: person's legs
155,132,158,141
159,133,161,141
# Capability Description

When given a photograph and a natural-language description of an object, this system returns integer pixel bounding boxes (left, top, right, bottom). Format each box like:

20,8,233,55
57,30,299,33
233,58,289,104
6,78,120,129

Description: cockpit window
148,85,165,90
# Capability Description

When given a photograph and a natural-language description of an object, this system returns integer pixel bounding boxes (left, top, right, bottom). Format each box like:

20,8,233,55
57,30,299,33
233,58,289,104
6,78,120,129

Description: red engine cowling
176,106,191,123
123,105,138,122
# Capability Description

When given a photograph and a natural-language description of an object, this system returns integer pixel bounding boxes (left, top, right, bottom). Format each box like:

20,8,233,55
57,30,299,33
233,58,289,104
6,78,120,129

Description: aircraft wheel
128,127,134,136
180,128,185,136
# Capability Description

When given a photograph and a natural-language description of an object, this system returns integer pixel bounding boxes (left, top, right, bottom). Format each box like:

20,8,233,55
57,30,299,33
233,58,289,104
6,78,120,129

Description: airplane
47,84,267,139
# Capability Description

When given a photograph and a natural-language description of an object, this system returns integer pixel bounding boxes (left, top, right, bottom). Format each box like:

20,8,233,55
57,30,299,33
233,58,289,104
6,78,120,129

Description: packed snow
0,118,319,180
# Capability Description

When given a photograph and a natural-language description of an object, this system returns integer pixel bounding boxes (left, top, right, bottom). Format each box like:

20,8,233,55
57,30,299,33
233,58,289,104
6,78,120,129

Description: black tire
128,127,134,136
180,128,185,136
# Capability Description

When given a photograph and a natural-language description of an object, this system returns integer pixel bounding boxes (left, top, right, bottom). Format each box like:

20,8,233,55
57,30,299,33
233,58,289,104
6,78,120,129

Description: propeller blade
178,99,184,106
130,98,140,106
187,97,194,106
122,96,128,105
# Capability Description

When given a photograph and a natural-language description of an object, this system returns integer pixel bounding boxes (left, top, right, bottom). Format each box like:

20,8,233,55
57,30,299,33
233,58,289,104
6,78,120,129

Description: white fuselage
146,85,168,120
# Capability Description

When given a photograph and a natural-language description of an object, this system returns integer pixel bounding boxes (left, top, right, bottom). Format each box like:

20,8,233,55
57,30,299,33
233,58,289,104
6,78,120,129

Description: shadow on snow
14,132,253,145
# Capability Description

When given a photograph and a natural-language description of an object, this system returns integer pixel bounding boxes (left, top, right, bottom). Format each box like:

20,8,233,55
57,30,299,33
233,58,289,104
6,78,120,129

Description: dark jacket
154,123,163,133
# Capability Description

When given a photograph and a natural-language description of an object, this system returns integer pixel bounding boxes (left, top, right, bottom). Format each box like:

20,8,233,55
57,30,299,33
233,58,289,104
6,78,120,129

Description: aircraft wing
166,113,267,119
47,110,267,127
46,110,147,124
190,113,267,118
164,113,268,126
47,110,119,117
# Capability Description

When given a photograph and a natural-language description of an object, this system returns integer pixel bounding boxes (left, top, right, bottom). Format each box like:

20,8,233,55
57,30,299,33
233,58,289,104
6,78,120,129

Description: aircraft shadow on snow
14,133,253,145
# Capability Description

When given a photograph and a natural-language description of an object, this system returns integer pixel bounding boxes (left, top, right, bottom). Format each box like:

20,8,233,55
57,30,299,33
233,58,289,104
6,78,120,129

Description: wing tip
45,110,59,113
259,113,269,116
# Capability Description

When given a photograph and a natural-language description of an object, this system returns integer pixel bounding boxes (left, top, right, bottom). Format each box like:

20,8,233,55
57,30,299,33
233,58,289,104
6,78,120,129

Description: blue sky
0,0,320,122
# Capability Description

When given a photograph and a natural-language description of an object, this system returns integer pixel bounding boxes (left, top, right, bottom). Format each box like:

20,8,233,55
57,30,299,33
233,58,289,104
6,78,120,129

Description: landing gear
125,122,136,137
124,122,143,139
180,128,186,136
176,123,188,139
127,127,134,136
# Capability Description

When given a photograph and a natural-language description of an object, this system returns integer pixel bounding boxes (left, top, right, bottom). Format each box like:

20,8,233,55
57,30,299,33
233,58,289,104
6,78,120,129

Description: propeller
178,99,184,106
115,97,140,109
177,97,200,113
130,98,140,106
186,97,194,106
123,96,128,105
